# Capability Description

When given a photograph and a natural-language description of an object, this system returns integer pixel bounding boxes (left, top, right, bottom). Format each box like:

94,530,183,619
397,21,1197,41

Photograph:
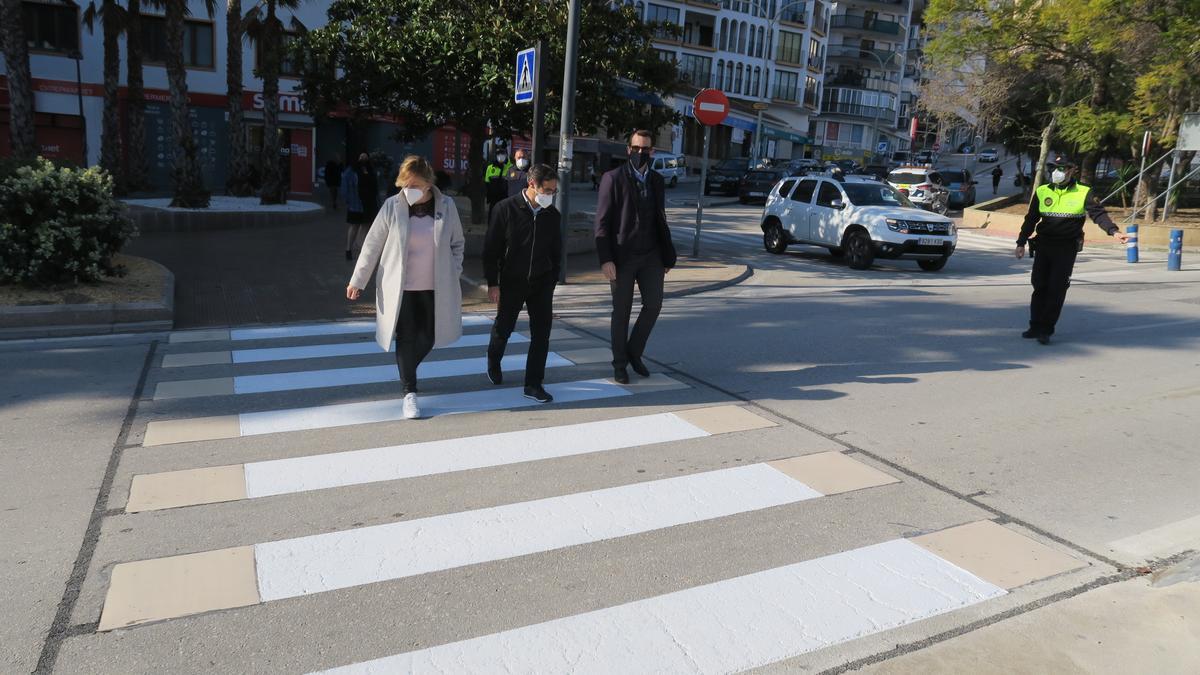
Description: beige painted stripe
154,376,236,400
557,347,613,365
768,452,899,496
911,520,1086,590
675,405,776,435
98,546,259,631
616,373,691,393
126,465,248,513
143,415,240,447
168,329,231,344
161,350,232,368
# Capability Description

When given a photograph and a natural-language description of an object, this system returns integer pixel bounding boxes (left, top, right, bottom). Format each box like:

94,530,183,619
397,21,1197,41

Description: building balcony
829,14,902,36
847,0,908,7
820,100,895,120
824,74,899,95
826,44,901,68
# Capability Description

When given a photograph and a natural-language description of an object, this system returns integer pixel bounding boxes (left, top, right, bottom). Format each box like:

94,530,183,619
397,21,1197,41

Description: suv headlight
885,218,909,233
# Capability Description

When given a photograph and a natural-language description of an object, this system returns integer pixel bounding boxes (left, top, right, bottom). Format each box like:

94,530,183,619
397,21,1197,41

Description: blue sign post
1168,229,1183,271
515,48,535,104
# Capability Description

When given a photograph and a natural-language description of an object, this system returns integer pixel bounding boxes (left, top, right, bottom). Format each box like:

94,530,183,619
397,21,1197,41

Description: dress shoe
1021,329,1038,339
613,367,630,384
629,355,650,377
1037,334,1051,345
523,385,553,403
487,358,503,385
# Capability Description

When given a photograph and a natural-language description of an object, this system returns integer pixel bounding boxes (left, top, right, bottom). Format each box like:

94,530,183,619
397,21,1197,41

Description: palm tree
82,0,126,183
246,0,302,205
0,0,37,159
225,0,254,196
124,0,150,191
164,0,211,207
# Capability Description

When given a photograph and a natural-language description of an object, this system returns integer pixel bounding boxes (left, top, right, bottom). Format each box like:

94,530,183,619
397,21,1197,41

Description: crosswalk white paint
315,538,1005,674
229,331,524,364
228,316,493,341
255,463,823,601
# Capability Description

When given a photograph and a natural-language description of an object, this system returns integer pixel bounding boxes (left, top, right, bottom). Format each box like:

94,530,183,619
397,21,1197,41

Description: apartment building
812,0,916,162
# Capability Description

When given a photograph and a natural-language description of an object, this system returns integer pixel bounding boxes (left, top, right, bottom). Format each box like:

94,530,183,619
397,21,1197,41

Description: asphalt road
3,170,1199,673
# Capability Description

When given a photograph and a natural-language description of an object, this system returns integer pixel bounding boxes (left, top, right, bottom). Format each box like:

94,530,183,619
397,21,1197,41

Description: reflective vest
1035,183,1089,218
485,162,512,183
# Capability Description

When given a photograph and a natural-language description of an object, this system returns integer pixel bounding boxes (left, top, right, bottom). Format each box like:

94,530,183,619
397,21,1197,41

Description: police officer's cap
1047,155,1077,168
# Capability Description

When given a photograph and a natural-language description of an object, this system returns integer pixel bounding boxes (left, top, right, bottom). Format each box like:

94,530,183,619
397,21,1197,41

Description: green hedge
0,158,136,285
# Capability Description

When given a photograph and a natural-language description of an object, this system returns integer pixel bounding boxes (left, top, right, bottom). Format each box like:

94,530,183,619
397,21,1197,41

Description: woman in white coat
347,156,465,419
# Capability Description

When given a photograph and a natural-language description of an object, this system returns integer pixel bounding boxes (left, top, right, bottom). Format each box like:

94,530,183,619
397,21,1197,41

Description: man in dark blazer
595,129,678,384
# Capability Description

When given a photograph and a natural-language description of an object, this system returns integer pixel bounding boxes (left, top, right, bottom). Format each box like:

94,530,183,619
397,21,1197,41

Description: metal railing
830,14,901,35
820,100,893,119
827,44,900,67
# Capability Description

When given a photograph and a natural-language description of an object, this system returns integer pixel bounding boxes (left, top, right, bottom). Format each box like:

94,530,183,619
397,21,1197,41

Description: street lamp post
855,48,899,164
69,49,87,167
753,0,809,167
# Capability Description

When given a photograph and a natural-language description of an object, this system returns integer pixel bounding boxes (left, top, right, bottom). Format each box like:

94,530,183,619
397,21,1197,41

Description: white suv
760,175,957,271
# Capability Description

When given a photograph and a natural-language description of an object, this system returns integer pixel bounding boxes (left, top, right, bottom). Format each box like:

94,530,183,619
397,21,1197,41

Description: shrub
0,158,136,285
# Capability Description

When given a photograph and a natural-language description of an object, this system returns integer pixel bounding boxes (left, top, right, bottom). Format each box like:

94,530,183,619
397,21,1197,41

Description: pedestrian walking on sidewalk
483,163,563,403
595,129,677,384
324,155,343,209
347,156,466,419
342,155,367,260
1015,155,1128,344
991,165,1003,195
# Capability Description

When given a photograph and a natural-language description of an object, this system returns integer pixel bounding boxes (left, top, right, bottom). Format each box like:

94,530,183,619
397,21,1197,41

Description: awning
617,82,668,107
763,127,810,144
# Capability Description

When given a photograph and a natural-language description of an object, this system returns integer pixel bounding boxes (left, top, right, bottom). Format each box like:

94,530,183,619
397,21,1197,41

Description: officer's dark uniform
1017,157,1120,343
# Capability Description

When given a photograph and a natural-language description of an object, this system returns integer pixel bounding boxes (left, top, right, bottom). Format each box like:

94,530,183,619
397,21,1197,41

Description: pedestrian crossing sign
515,48,536,104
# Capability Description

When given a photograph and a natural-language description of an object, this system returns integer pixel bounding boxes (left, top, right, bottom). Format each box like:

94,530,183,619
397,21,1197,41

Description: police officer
1015,156,1129,344
506,148,531,196
484,141,513,215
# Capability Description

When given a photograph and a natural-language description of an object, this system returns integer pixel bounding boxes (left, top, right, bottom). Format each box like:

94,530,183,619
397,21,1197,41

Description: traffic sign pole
532,41,545,164
693,125,711,257
690,89,730,258
554,0,581,284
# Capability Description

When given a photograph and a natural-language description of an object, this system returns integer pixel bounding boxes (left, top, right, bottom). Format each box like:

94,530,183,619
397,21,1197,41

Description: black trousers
1029,244,1078,336
488,273,556,387
395,290,435,394
609,250,665,369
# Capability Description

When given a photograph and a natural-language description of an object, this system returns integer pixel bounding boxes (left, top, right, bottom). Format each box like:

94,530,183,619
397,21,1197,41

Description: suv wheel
827,247,845,259
918,256,949,272
844,230,875,270
764,223,788,254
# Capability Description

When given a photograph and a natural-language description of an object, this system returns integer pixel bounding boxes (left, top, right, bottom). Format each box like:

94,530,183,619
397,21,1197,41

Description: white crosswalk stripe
84,316,1089,671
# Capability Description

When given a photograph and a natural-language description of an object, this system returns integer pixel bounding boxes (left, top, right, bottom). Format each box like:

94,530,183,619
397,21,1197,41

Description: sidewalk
125,201,748,329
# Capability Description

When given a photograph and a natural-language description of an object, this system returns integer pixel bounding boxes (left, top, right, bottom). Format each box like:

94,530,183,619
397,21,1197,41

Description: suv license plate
919,237,941,246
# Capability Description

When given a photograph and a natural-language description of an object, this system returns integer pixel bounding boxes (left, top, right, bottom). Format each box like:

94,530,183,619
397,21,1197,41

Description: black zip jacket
483,192,563,287
1017,181,1119,247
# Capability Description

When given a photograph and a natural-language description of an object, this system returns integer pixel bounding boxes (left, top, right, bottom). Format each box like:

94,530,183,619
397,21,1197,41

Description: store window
141,14,215,68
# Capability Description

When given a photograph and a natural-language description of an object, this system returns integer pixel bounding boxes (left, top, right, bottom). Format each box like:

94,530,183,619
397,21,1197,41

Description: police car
760,173,957,271
886,166,951,214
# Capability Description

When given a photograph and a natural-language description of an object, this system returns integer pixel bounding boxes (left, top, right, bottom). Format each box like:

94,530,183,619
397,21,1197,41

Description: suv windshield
888,172,927,184
843,183,915,208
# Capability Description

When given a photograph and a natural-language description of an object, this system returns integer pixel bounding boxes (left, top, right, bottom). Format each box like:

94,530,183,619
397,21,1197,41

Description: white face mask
1051,169,1067,184
402,187,426,206
496,153,508,163
516,158,530,170
534,192,554,208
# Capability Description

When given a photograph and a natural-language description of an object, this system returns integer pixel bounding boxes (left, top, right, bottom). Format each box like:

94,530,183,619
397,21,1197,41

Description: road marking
126,406,776,512
168,315,494,345
911,519,1085,589
314,537,1004,674
161,329,581,368
1108,513,1200,561
153,352,575,399
1102,318,1200,334
141,375,689,446
102,456,898,629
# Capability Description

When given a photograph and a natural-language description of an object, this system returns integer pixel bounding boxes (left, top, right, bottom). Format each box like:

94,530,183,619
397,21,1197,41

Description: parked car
739,169,787,204
935,168,977,207
913,150,936,165
759,174,957,271
651,152,686,187
889,151,910,167
787,158,823,176
957,143,976,154
886,166,951,214
978,148,998,162
704,157,751,195
833,159,862,173
863,164,890,181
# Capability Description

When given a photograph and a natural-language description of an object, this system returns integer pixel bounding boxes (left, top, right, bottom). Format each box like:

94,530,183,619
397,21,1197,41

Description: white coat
349,189,465,351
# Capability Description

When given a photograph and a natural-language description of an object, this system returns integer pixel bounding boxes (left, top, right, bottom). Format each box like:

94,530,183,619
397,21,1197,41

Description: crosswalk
85,313,1092,672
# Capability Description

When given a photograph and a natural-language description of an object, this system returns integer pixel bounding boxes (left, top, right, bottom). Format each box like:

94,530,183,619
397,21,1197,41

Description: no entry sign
693,89,730,126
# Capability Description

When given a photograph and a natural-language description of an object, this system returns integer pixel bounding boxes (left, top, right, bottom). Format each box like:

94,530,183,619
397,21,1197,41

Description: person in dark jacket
482,163,563,403
1015,155,1128,344
343,155,367,260
358,153,380,223
595,129,677,384
991,165,1003,195
324,155,343,209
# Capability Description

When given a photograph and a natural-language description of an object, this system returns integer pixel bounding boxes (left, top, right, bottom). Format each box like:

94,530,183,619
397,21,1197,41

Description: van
651,152,686,187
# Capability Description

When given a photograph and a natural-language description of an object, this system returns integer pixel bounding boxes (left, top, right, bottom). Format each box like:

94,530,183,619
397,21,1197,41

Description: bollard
1126,225,1138,263
1167,229,1183,271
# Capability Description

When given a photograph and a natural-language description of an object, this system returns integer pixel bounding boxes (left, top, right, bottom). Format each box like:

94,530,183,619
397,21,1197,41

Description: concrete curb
0,258,175,340
126,203,327,233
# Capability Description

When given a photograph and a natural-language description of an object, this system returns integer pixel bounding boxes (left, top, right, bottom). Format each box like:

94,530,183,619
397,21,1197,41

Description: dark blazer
594,164,677,268
483,193,563,287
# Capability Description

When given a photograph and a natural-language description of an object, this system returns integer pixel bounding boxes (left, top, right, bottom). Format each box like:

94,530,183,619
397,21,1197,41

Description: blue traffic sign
876,141,889,154
515,48,535,104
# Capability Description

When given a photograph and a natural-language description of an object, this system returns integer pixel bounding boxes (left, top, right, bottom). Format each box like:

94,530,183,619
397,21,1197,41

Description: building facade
810,0,917,163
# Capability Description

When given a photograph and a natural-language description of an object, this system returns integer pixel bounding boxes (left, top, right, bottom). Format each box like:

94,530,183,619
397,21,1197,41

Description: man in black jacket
483,164,563,403
595,129,678,384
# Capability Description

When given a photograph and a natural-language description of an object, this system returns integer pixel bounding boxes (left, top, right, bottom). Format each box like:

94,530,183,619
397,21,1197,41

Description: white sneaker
402,392,421,419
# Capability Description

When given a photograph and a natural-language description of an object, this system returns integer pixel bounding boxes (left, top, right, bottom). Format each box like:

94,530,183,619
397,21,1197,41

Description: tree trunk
165,0,210,207
225,0,253,196
125,0,149,191
259,3,286,204
1,0,37,159
1032,114,1057,193
100,1,122,184
466,120,488,224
